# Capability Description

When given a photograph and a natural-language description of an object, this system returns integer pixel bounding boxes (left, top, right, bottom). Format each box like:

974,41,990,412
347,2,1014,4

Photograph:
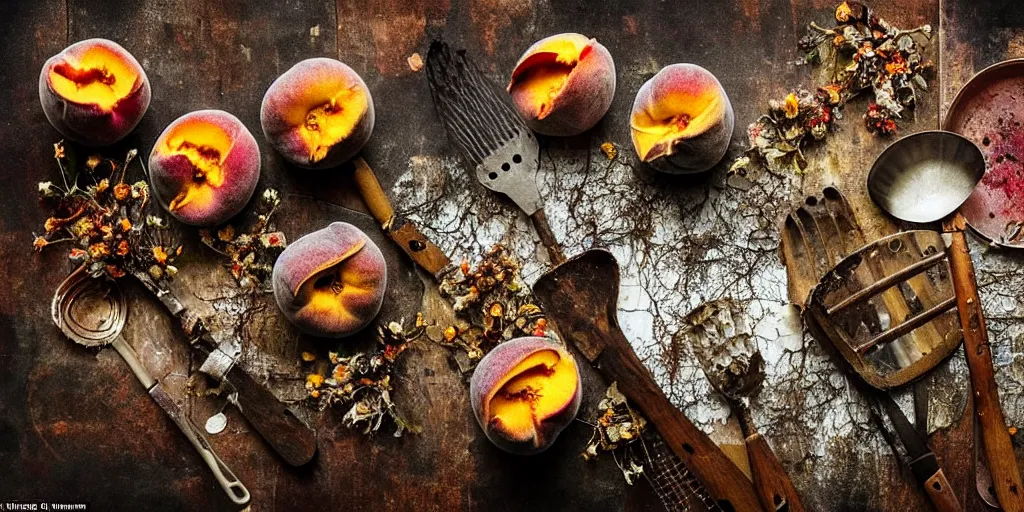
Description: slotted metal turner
426,41,565,265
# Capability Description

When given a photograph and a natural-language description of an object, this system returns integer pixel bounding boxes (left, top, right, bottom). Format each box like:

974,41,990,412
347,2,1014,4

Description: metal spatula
426,41,565,265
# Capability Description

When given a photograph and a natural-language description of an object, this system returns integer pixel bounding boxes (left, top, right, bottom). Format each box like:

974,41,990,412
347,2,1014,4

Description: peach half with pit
261,58,375,169
507,33,616,137
630,63,734,174
470,337,581,455
39,38,151,146
149,110,261,227
272,222,387,338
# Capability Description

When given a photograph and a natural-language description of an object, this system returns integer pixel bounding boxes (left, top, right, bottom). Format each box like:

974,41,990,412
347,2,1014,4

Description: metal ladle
867,130,1024,511
51,265,250,506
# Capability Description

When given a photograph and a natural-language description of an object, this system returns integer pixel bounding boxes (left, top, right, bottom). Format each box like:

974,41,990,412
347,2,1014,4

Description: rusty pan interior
945,59,1024,247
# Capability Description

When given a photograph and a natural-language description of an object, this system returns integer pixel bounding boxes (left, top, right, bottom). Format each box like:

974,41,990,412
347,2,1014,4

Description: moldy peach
630,63,734,173
261,58,375,169
149,110,261,227
469,337,581,455
507,33,615,137
272,222,387,338
39,38,151,146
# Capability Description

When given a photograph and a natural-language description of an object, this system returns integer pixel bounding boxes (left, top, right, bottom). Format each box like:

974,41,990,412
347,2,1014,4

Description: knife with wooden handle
133,270,318,467
352,158,452,279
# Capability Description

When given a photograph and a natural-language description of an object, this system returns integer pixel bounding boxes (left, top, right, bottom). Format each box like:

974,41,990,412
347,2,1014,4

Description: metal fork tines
425,41,543,221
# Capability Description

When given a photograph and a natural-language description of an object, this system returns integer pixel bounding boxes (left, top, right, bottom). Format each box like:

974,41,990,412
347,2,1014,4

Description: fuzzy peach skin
261,58,375,169
149,110,261,227
507,33,616,137
470,337,582,455
272,222,387,338
38,38,151,146
630,63,735,174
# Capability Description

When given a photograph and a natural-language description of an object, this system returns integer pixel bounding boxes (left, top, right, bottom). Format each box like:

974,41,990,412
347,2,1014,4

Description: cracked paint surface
388,131,1024,507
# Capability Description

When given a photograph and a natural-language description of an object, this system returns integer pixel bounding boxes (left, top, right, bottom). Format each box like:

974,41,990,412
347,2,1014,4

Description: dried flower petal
152,246,169,265
112,183,131,202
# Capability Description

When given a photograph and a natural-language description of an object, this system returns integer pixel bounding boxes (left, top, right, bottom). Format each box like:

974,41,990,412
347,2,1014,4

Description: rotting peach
630,63,735,173
507,33,616,137
261,58,375,169
272,222,387,338
469,337,581,455
149,110,261,227
39,38,151,146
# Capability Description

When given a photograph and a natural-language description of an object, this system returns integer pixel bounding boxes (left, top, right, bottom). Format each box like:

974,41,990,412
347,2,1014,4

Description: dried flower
202,188,284,289
53,142,65,160
85,155,103,171
88,242,110,259
600,142,617,160
32,236,48,251
735,2,933,174
783,93,800,119
38,181,59,198
306,373,325,389
112,183,131,202
152,246,168,265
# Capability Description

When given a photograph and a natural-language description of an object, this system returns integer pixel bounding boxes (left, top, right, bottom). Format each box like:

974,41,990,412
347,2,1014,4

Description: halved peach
149,110,261,227
38,38,151,146
469,337,581,455
508,33,616,137
630,63,734,173
261,58,375,169
272,222,387,338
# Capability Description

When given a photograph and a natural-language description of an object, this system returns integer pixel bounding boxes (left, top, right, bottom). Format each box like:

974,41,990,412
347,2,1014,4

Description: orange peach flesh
486,349,578,442
160,120,233,212
48,46,138,111
631,87,725,161
509,38,587,120
288,84,368,164
292,239,372,326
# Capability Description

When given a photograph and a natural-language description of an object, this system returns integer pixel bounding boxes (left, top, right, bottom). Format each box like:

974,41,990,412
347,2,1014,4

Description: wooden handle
352,157,395,225
945,214,1024,511
351,157,451,277
228,361,318,467
745,432,805,512
923,469,962,512
529,209,566,265
598,345,764,511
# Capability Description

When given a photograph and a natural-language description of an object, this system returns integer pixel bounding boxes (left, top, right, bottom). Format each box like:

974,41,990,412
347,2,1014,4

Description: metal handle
111,338,251,506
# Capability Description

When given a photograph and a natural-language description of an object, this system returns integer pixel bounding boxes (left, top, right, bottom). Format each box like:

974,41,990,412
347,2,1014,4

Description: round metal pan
944,58,1024,248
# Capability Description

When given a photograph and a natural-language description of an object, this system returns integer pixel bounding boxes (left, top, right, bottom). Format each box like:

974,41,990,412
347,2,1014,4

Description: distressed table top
3,0,1024,510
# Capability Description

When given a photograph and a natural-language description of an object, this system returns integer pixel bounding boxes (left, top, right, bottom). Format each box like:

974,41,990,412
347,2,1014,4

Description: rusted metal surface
2,0,1023,510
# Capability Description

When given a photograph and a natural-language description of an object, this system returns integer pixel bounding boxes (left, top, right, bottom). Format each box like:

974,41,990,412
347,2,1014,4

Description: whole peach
469,337,581,455
630,63,734,173
149,110,261,227
272,222,387,338
39,38,151,146
261,58,375,169
507,33,616,137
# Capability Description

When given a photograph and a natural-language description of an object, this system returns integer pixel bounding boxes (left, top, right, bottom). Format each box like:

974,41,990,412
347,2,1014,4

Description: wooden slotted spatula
426,40,565,265
534,249,764,512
